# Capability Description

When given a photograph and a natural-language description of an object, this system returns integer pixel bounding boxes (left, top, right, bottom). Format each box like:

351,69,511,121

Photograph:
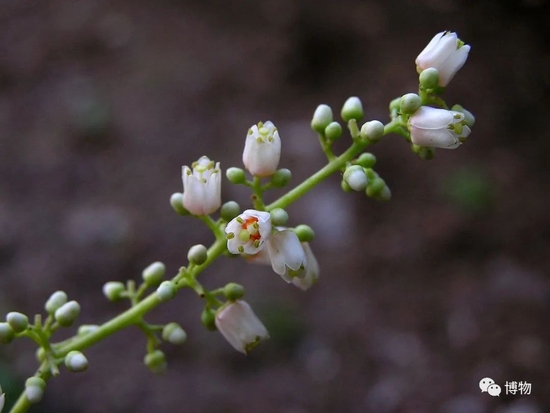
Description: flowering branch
0,30,474,413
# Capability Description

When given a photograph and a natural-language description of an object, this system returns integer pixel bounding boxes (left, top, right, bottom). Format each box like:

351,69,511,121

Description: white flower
225,209,272,255
409,106,471,149
242,121,281,177
291,243,320,291
182,156,221,216
267,229,307,283
416,31,470,87
215,300,269,354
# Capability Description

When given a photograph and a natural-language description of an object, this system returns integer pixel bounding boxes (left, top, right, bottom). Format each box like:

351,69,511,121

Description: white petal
410,106,454,129
438,45,470,86
268,230,307,279
292,243,320,291
410,126,458,148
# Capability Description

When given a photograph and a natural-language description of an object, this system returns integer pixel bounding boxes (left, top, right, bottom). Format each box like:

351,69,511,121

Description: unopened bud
419,68,440,89
223,282,246,301
156,281,176,302
54,301,81,327
341,96,364,122
324,122,342,141
343,165,368,191
144,350,167,374
366,177,386,198
45,291,68,314
360,120,384,142
270,208,289,226
271,168,291,188
311,104,333,133
102,281,126,302
142,261,166,287
0,323,15,344
170,192,189,216
201,308,217,331
188,244,208,265
226,167,246,185
162,322,187,345
6,312,29,333
400,93,421,115
65,351,88,372
25,377,46,404
220,201,240,221
355,153,377,169
294,224,315,243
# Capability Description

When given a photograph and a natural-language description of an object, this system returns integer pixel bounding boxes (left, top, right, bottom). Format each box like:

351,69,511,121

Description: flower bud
324,122,342,141
221,201,240,221
226,167,246,185
162,322,187,345
65,351,88,372
188,244,208,265
201,308,217,331
311,104,333,133
360,120,384,142
25,377,46,404
77,324,99,335
54,301,81,327
36,347,46,362
142,261,166,287
0,322,15,344
144,350,167,374
156,281,176,302
294,224,315,243
366,177,386,198
243,121,281,177
379,185,392,202
341,97,364,122
419,68,440,89
270,208,289,227
170,192,189,216
45,291,68,314
343,165,368,192
102,281,126,302
355,153,376,169
270,168,291,188
6,312,29,333
400,93,421,115
223,282,246,301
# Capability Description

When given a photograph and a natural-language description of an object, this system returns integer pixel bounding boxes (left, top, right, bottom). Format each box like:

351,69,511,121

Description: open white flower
215,300,269,354
267,229,307,283
409,106,471,149
243,121,281,177
225,209,272,255
291,243,320,291
416,31,470,87
182,156,221,215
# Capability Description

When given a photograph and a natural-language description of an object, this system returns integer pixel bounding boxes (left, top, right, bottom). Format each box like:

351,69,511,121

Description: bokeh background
1,0,549,412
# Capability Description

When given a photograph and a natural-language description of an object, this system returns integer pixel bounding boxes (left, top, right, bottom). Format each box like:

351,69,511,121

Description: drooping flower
291,242,320,291
408,106,471,149
416,31,470,87
182,156,221,215
225,209,272,255
215,300,269,354
267,229,307,283
242,121,281,177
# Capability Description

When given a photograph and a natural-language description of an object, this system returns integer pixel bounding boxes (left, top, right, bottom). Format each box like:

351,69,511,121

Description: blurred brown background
1,0,549,412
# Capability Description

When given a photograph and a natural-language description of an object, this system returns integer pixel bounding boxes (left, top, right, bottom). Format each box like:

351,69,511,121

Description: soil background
1,1,549,412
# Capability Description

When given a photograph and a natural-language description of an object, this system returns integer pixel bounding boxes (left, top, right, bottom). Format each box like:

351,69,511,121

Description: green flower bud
360,120,384,142
223,282,246,301
340,179,352,193
294,224,315,243
400,93,421,115
6,312,29,333
270,208,289,226
45,291,68,314
226,167,246,185
141,261,166,287
355,153,376,169
419,68,440,89
451,104,475,127
0,322,15,344
144,350,167,374
201,308,217,331
77,324,99,336
25,377,46,404
156,281,176,302
366,177,386,198
162,322,187,345
389,97,401,112
65,351,88,372
343,165,368,192
324,121,343,141
102,281,126,302
170,192,189,216
54,301,81,327
35,347,46,362
188,244,208,265
311,104,333,133
220,201,240,221
341,96,364,122
378,185,392,202
271,168,291,188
